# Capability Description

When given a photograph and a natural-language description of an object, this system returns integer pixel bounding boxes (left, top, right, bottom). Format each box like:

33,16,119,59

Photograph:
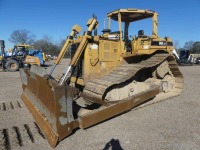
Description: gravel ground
0,60,200,150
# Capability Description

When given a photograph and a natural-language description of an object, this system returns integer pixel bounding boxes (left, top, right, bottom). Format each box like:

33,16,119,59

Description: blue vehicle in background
0,42,45,71
28,50,45,66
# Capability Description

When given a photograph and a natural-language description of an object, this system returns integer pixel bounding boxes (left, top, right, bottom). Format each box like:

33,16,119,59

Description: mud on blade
19,67,78,148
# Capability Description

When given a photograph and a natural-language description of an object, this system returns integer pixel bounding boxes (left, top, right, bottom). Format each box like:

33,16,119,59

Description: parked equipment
173,49,194,65
20,9,183,147
179,50,193,65
28,50,45,66
190,54,200,64
0,41,43,71
0,40,6,71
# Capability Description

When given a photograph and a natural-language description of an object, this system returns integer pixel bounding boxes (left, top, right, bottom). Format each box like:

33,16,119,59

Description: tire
5,59,20,72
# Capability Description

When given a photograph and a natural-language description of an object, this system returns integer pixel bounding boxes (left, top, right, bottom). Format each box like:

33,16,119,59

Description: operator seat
138,30,148,38
138,30,144,36
102,29,111,34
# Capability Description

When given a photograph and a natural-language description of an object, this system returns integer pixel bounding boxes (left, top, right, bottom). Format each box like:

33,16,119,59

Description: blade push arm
59,18,98,85
48,25,82,76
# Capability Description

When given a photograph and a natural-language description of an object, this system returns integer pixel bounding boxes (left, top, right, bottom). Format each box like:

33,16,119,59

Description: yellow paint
68,9,175,85
25,55,41,66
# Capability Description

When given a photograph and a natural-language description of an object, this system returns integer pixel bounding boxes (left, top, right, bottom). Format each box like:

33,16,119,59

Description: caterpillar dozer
20,9,183,148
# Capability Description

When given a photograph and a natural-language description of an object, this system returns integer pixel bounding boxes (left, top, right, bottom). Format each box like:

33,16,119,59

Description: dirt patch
0,60,200,149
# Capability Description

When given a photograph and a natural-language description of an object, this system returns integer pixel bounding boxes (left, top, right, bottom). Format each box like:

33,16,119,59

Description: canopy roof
107,9,157,22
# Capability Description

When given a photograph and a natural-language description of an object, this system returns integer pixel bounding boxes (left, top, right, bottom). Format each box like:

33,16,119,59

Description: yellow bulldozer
19,8,183,147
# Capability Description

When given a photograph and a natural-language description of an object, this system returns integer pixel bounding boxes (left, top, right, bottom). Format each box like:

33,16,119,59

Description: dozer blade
19,67,78,148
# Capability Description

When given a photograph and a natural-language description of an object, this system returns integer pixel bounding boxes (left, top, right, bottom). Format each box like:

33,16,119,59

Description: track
84,53,183,104
137,55,184,109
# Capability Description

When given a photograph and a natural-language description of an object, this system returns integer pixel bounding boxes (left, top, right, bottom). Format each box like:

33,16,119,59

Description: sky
0,0,200,50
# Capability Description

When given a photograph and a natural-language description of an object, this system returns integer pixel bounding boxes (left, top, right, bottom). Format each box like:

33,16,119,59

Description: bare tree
183,41,195,50
9,29,36,45
33,35,60,56
191,41,200,53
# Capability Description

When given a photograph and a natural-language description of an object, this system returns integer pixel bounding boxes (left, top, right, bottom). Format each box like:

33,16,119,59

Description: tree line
8,29,200,56
9,29,70,57
174,40,200,54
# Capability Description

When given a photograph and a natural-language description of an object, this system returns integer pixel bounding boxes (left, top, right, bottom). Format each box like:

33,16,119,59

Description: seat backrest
138,30,144,36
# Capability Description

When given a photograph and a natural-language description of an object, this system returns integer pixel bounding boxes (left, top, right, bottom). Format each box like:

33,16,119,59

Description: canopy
107,9,157,22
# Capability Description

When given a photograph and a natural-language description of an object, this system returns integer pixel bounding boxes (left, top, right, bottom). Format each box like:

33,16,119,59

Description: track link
84,53,183,104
